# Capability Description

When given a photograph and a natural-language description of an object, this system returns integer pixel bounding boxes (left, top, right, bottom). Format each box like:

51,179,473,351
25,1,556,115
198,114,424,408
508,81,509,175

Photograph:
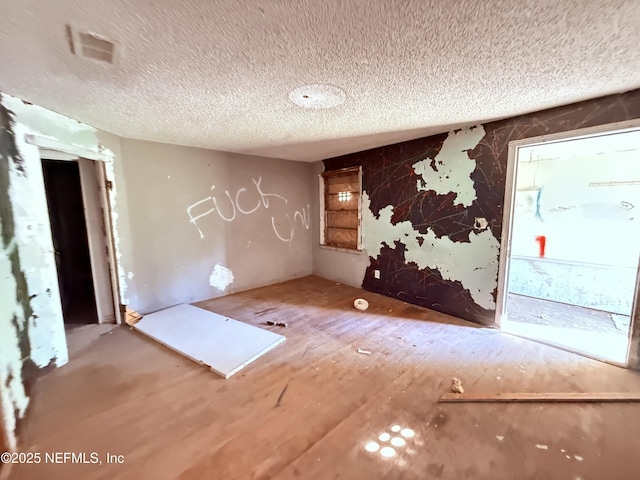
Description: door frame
26,133,122,325
496,118,640,368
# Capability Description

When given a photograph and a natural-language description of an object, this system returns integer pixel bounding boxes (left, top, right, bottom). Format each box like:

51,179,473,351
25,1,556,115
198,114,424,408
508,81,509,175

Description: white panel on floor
133,303,285,378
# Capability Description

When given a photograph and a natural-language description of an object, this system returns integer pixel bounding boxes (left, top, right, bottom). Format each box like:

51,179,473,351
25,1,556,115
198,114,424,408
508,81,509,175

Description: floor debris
440,391,640,403
266,320,287,327
451,377,464,394
496,436,504,441
536,444,548,450
357,348,372,355
275,382,289,407
124,307,143,326
354,298,369,310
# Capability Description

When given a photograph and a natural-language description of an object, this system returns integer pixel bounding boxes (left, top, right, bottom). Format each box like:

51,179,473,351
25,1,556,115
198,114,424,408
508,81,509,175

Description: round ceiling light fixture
288,84,346,109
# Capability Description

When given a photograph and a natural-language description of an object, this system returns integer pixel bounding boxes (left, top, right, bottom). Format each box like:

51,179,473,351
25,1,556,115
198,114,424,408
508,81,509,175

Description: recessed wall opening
42,159,98,326
38,148,117,336
319,166,362,251
498,124,640,364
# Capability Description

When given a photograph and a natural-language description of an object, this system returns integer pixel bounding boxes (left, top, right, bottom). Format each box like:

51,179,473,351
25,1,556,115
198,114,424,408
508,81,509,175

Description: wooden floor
6,276,640,480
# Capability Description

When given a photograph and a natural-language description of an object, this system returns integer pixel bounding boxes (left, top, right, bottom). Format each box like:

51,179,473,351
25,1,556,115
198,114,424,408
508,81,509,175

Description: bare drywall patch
474,217,489,230
209,264,234,291
362,192,499,309
412,126,486,207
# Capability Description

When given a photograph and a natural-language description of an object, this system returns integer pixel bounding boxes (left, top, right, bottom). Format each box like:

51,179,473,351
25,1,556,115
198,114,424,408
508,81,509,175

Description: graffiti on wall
186,175,310,242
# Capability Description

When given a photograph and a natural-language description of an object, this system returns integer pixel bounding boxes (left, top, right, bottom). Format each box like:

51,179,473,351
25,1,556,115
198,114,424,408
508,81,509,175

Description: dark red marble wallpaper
324,89,640,326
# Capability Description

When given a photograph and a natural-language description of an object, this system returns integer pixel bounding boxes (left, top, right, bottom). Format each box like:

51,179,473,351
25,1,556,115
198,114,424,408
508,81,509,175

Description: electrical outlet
374,269,380,279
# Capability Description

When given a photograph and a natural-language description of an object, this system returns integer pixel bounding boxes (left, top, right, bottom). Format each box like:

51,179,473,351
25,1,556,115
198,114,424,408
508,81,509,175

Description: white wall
119,139,314,314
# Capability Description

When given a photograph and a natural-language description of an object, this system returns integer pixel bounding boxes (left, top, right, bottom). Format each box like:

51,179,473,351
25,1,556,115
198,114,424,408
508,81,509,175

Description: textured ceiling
1,0,640,162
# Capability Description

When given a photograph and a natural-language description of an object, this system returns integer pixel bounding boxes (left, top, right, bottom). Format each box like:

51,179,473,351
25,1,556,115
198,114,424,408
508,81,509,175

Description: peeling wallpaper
323,89,640,326
0,103,31,453
412,126,486,207
0,93,126,451
362,192,500,310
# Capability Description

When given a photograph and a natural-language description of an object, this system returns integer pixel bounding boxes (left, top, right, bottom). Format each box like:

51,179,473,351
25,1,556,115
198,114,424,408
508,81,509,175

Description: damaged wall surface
0,91,313,449
320,89,640,326
0,92,124,450
119,139,313,314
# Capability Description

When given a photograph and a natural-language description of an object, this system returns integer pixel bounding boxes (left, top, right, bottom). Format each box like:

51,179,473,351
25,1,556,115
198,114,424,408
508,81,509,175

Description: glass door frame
496,119,640,368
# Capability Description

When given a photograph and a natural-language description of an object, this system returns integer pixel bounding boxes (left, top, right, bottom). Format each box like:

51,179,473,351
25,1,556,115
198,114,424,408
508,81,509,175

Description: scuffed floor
6,276,640,480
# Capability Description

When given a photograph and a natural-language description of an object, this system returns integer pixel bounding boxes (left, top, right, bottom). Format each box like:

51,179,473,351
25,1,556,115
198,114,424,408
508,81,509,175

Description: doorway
498,125,640,365
42,159,98,326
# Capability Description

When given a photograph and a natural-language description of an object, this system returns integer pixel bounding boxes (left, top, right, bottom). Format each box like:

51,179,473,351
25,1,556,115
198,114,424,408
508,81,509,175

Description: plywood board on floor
132,303,285,378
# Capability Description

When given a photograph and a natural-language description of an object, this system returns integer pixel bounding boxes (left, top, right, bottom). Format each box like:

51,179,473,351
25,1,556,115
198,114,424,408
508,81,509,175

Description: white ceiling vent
68,26,119,65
